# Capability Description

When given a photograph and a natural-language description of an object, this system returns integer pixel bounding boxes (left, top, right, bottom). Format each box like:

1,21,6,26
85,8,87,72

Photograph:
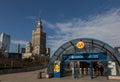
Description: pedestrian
99,66,104,76
74,62,79,79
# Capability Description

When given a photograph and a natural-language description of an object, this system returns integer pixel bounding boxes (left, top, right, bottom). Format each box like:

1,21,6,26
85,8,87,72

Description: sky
0,0,120,55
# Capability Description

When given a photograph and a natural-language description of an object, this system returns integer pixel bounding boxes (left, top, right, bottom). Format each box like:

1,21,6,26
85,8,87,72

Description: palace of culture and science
23,18,50,62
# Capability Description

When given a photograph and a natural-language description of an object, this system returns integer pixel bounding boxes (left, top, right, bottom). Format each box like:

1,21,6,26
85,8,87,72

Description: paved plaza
0,70,120,82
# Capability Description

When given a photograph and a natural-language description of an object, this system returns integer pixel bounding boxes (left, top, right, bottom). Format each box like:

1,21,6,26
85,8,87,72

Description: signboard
54,60,60,73
54,65,60,72
63,53,107,62
54,60,61,78
76,41,85,49
70,54,99,59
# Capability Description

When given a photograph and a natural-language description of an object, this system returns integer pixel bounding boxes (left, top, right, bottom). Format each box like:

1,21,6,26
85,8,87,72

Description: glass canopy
47,38,120,73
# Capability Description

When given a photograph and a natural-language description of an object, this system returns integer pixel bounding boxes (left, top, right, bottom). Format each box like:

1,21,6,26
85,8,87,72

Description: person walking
99,66,104,76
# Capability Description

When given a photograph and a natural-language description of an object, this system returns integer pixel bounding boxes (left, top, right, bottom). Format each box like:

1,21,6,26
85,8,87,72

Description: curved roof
48,38,120,73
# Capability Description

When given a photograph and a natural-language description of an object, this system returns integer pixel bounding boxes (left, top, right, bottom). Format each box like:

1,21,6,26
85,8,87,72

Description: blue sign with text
62,53,107,62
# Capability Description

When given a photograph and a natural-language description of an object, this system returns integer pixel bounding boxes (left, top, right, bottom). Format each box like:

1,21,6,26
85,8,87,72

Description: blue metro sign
71,54,99,59
63,53,107,62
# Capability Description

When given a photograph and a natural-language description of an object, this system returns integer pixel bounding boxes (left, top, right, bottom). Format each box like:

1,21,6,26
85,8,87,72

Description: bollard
45,74,49,78
37,72,42,79
79,68,82,75
84,68,87,75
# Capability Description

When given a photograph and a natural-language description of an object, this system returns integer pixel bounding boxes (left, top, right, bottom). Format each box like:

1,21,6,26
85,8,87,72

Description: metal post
106,52,109,80
74,43,76,79
90,62,93,80
74,61,75,79
106,61,109,80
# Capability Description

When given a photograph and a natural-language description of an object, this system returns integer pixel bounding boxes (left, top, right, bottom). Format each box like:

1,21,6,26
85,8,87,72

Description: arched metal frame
47,38,120,73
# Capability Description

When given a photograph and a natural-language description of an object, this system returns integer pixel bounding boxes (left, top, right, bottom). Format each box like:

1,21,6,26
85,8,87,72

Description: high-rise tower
0,33,10,52
32,18,46,55
23,17,50,63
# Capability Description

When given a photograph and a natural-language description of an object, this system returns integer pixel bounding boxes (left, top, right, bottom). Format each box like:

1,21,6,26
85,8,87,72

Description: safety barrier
0,66,46,75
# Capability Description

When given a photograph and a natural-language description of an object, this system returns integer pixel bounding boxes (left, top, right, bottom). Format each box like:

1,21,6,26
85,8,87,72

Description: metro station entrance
47,38,120,80
61,53,108,79
62,61,108,79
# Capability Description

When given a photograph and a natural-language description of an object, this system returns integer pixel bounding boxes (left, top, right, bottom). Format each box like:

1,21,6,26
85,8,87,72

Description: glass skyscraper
0,33,10,52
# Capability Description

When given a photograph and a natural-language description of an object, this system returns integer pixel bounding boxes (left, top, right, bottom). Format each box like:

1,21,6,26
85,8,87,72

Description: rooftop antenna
38,11,42,20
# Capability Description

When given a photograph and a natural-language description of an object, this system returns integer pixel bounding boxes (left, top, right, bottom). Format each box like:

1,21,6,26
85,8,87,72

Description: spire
37,16,42,29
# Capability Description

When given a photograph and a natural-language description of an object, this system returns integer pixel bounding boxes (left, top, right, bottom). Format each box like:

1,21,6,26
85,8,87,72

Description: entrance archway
47,38,120,79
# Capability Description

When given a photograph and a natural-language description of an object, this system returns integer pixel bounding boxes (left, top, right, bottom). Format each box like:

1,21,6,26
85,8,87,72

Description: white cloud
45,9,120,55
25,16,37,20
11,39,27,45
42,20,56,29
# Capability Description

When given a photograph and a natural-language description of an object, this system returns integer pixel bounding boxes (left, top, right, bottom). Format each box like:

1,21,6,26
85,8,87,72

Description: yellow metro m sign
76,41,85,49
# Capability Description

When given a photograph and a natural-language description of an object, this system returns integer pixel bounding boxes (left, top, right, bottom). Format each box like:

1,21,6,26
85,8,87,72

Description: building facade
25,42,32,53
23,18,50,63
32,18,46,55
